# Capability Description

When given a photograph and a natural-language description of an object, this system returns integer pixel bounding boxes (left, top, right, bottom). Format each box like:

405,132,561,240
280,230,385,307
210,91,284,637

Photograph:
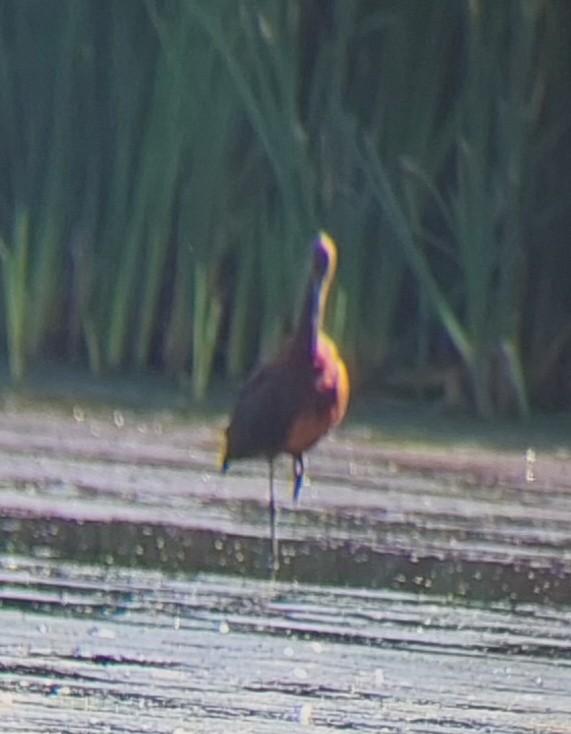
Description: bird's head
312,232,337,284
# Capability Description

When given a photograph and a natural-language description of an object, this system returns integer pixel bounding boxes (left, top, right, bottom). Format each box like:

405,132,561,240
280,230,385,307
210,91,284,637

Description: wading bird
220,232,349,572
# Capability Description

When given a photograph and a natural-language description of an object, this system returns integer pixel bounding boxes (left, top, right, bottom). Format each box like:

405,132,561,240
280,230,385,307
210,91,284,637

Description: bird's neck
294,276,330,360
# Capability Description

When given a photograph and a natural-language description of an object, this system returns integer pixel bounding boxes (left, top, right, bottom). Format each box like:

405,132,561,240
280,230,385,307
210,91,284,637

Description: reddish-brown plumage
220,232,349,570
284,333,349,457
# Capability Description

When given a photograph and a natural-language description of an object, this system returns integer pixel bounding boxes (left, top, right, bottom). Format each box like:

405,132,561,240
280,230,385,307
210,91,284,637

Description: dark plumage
220,232,349,572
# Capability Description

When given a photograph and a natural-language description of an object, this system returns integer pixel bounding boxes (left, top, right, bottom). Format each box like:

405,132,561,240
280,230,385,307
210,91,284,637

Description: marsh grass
0,0,568,415
362,0,547,417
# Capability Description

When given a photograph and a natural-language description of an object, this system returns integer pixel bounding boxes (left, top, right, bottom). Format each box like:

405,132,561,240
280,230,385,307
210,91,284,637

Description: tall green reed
0,0,566,418
442,0,542,417
93,1,159,371
306,0,460,381
187,0,318,367
362,0,543,417
146,1,246,398
0,1,89,379
523,0,571,405
0,212,30,381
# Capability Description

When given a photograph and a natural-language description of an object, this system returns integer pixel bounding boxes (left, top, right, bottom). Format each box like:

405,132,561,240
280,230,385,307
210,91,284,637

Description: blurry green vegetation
0,0,569,417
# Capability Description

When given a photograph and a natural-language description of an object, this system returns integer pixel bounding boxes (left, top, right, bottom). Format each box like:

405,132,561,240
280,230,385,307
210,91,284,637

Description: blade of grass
0,210,30,381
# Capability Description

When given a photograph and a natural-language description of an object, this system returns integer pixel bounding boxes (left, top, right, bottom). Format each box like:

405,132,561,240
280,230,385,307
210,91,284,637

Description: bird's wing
225,359,299,460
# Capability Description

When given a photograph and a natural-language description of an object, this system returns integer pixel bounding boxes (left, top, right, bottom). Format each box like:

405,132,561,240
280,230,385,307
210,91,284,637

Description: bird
220,232,349,573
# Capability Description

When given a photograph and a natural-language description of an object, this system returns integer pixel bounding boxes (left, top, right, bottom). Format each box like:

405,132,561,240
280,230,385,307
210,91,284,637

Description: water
0,403,569,732
1,558,569,733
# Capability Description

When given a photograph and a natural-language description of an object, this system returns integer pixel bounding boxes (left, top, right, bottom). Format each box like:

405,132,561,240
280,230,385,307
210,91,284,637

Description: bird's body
220,232,349,571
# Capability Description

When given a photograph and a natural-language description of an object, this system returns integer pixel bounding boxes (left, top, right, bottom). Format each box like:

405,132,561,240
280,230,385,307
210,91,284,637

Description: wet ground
0,398,570,732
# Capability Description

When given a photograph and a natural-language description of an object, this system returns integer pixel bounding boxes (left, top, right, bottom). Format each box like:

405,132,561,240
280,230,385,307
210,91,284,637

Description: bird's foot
293,474,304,502
292,455,305,503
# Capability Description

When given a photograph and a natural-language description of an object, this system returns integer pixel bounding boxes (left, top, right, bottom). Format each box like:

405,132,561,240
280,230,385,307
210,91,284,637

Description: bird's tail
218,432,230,473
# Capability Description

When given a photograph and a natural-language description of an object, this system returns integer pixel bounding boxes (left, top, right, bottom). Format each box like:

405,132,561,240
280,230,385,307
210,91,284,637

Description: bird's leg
268,458,279,576
292,454,305,503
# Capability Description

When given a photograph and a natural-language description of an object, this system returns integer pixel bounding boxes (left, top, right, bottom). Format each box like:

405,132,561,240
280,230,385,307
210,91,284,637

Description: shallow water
1,557,570,733
0,404,569,731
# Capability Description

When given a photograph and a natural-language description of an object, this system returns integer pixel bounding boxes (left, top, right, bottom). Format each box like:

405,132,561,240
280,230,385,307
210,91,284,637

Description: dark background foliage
0,0,569,418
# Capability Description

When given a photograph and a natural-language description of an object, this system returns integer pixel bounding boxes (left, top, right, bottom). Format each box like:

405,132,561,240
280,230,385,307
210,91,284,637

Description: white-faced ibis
220,232,349,572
